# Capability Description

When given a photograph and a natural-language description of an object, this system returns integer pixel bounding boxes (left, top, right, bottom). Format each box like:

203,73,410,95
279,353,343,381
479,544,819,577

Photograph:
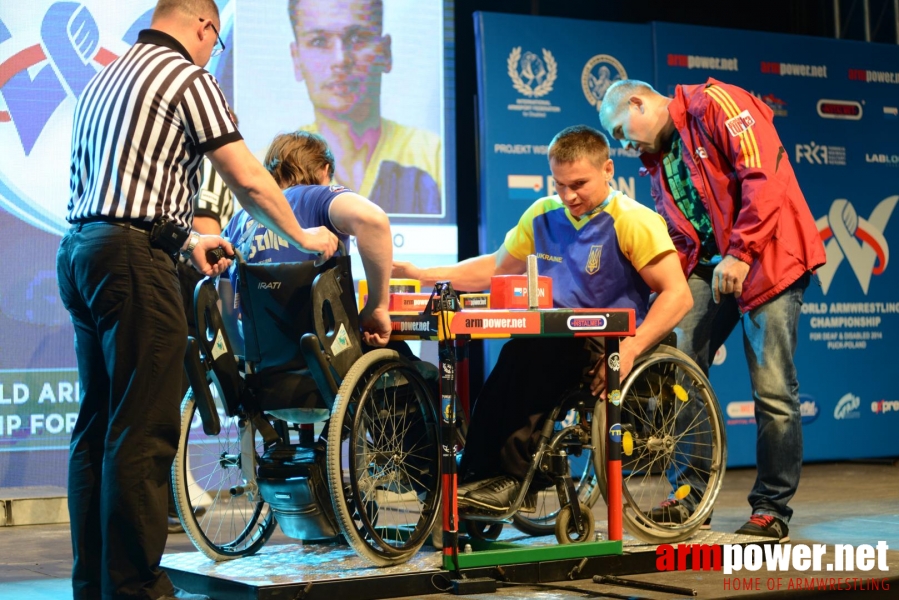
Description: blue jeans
674,270,809,523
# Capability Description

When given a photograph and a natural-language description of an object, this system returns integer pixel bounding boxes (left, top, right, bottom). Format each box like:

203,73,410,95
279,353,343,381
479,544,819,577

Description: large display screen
0,0,455,488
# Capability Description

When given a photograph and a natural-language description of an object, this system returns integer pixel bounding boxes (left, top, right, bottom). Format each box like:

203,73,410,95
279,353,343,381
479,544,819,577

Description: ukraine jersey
503,191,675,324
301,119,441,215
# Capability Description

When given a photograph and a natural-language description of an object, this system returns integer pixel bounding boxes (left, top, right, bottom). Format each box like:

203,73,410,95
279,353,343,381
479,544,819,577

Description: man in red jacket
600,78,826,543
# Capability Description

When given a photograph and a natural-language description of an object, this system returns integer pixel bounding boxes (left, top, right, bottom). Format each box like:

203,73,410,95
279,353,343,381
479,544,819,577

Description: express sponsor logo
507,174,544,199
817,99,863,120
668,54,738,71
833,393,861,420
566,315,608,331
761,62,828,78
795,142,846,165
581,54,626,109
871,399,899,414
816,197,897,294
849,68,899,84
884,106,898,119
712,344,727,366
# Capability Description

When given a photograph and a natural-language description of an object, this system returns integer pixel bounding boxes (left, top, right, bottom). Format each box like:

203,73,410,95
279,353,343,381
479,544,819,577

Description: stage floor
2,462,899,599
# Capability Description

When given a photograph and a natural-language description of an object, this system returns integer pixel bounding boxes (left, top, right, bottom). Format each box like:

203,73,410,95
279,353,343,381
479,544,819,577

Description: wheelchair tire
554,501,595,544
463,519,504,541
172,389,276,560
327,350,442,566
593,345,726,543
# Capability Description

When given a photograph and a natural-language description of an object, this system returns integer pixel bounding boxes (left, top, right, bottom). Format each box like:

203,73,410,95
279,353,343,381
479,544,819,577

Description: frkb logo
795,142,846,165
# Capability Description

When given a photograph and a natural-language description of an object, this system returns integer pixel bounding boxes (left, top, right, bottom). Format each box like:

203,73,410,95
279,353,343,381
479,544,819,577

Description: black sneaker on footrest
650,499,712,529
458,476,537,513
736,514,790,543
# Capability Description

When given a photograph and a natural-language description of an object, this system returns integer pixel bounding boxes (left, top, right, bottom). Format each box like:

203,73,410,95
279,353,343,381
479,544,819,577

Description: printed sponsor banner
653,22,899,465
476,16,898,466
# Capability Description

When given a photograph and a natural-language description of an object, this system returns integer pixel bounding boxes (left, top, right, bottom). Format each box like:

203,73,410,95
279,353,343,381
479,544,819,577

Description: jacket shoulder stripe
704,86,760,169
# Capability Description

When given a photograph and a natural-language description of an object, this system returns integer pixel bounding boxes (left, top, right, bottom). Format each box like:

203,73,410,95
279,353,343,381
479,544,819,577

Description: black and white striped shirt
194,158,237,229
67,29,240,230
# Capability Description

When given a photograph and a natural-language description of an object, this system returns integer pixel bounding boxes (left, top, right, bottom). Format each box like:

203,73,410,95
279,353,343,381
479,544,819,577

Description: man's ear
381,33,392,74
290,41,305,83
630,95,645,114
604,158,615,180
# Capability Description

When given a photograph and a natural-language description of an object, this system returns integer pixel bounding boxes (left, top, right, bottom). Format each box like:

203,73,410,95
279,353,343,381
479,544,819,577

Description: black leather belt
72,218,154,234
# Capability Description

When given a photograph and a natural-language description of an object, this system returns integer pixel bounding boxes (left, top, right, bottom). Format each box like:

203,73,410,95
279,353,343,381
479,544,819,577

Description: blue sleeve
286,185,347,235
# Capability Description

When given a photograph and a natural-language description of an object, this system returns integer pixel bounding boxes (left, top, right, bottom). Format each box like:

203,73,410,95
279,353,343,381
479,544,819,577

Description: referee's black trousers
57,223,187,600
459,338,594,489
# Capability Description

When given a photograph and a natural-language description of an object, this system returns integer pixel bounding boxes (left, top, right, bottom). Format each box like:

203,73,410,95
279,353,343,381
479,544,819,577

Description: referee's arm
208,140,338,259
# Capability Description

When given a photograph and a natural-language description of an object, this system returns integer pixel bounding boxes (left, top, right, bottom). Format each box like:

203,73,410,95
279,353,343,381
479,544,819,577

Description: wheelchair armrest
184,337,221,436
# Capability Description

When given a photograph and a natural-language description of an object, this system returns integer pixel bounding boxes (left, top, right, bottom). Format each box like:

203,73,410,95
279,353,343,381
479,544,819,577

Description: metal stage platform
161,528,761,600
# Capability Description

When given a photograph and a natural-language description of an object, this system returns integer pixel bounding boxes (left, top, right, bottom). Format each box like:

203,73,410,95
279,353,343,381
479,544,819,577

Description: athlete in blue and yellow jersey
393,125,692,513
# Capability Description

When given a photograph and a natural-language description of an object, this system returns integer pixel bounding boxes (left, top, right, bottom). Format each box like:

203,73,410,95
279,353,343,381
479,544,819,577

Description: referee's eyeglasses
200,18,226,57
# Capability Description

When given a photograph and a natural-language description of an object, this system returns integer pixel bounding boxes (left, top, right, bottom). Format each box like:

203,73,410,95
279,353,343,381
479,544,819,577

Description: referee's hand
190,235,234,276
299,226,339,266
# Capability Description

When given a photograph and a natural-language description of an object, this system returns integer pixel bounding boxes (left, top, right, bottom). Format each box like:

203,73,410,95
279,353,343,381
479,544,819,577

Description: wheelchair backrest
236,251,363,379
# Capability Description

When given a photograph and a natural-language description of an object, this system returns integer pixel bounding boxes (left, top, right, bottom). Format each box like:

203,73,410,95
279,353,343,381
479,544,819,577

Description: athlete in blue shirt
393,125,693,512
223,131,392,347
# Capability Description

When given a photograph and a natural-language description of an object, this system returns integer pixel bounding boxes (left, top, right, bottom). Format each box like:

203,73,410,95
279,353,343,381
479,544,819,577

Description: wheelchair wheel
594,345,726,543
327,350,442,566
172,389,276,560
555,501,595,544
463,519,504,541
511,451,600,537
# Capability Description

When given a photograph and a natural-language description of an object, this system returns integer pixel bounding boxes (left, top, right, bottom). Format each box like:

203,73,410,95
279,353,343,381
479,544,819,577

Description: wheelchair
464,336,726,545
173,248,442,566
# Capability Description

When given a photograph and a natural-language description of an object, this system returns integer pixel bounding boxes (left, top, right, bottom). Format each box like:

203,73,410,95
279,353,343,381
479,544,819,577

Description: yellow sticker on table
622,430,633,456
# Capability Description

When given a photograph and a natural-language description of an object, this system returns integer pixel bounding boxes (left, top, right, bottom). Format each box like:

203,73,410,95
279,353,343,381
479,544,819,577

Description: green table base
442,539,623,570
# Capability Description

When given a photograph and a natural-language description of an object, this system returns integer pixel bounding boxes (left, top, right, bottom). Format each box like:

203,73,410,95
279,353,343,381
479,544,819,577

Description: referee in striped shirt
56,2,337,599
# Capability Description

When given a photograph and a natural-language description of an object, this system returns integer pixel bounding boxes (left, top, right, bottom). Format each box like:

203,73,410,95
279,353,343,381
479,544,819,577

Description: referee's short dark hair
153,0,220,21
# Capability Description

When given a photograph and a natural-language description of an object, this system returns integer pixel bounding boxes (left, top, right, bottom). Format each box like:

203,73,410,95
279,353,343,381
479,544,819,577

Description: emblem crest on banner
581,54,627,109
507,47,557,98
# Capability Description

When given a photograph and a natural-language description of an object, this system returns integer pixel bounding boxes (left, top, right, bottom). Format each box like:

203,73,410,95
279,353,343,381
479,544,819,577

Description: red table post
604,336,623,542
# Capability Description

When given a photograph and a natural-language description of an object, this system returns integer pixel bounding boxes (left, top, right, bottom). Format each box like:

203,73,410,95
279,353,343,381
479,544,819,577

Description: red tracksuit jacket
640,78,826,312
